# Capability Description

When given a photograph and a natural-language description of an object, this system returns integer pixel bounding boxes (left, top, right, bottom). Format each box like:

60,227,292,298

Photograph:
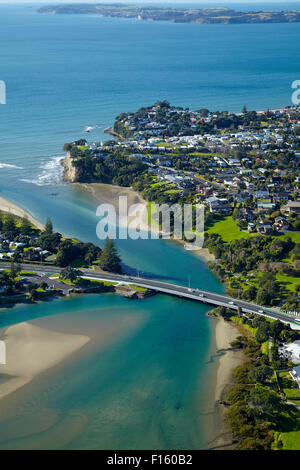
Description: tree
248,365,273,384
244,285,257,301
60,266,82,283
44,218,53,235
248,387,282,421
56,239,78,267
9,261,21,280
20,217,32,235
3,214,17,240
269,320,284,339
256,322,270,344
99,238,122,273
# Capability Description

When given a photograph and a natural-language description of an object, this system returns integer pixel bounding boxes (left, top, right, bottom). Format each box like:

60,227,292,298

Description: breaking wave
20,155,64,186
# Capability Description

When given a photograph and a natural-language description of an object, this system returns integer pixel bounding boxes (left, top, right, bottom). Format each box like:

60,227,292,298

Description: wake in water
20,155,65,186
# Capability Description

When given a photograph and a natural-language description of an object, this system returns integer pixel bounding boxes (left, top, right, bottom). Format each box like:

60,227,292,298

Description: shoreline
205,316,245,450
0,196,44,231
0,189,238,450
215,317,244,403
76,181,216,264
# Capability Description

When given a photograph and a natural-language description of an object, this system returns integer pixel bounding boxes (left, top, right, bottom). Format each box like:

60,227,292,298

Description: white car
258,309,264,314
229,301,234,305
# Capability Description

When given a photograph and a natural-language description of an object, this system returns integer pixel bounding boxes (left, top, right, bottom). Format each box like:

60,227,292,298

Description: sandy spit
0,322,90,400
0,197,44,231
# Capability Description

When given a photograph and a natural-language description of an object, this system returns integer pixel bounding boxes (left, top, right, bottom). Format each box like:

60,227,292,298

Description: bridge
1,262,300,328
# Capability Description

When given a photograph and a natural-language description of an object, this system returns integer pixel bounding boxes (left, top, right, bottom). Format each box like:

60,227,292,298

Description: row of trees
220,310,300,450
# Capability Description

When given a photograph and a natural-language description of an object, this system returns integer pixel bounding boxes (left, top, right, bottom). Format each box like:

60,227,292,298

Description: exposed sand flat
77,182,153,234
78,182,145,209
77,183,217,261
215,318,244,401
0,197,44,230
0,322,90,400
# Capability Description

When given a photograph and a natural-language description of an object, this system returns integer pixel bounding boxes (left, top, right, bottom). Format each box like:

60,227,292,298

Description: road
1,262,300,327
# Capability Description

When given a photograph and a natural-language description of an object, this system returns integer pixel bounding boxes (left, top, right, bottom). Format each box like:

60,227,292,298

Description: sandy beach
77,182,159,235
77,182,216,263
0,322,90,400
200,317,245,450
0,196,44,230
215,318,245,401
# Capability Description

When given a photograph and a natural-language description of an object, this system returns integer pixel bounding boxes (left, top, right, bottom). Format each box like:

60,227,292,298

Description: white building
290,365,300,388
280,340,300,364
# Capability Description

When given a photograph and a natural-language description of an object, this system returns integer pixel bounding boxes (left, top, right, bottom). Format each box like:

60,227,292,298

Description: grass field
279,431,300,450
206,216,254,242
275,273,300,292
278,232,300,244
206,215,300,245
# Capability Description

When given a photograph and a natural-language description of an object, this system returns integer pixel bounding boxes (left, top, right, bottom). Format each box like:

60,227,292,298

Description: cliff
61,151,78,183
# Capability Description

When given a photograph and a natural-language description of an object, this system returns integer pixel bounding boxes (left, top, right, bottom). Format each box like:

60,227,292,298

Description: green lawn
278,232,300,244
206,216,300,245
275,273,300,292
206,216,254,242
279,431,300,450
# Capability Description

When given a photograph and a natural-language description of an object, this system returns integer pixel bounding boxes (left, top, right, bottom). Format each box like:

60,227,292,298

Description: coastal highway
1,262,300,327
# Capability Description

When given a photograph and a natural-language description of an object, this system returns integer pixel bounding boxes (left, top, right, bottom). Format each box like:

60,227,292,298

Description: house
257,202,275,212
273,192,290,203
281,201,300,215
248,222,256,233
206,197,232,214
257,222,273,234
280,341,300,365
239,208,255,221
255,190,270,200
273,216,290,232
290,366,300,388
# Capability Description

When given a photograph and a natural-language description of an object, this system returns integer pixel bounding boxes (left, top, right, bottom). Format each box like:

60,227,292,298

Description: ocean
0,1,299,449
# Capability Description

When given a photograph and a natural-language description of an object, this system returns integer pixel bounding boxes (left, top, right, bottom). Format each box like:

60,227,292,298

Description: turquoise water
0,294,221,449
1,2,300,227
0,2,299,448
0,2,300,221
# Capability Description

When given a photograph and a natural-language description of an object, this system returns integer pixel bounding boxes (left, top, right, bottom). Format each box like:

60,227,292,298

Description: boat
184,243,201,251
84,126,94,133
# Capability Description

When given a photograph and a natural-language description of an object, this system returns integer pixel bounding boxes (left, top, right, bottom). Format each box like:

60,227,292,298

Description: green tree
3,214,17,239
9,261,21,280
60,266,82,283
20,217,32,235
44,218,53,235
99,238,122,273
248,365,273,384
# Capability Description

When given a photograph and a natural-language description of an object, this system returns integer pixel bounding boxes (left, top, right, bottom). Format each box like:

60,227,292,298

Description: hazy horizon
3,0,300,4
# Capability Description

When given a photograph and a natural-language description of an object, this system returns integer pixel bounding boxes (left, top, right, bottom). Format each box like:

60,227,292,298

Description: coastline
76,182,216,264
204,316,245,450
0,196,44,231
0,189,238,450
215,318,244,403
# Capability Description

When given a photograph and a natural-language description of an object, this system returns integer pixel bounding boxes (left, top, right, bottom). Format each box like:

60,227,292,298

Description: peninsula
62,101,300,314
37,4,300,25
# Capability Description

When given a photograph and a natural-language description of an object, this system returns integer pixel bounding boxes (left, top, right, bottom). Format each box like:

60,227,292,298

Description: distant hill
37,4,300,24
